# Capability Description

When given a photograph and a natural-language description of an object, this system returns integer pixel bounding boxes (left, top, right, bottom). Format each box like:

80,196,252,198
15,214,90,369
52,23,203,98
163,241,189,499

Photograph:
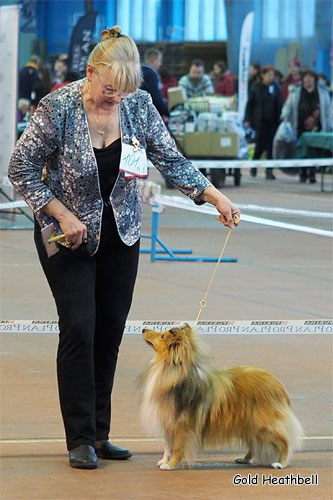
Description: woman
211,60,235,96
281,58,302,102
244,66,282,180
8,27,240,470
281,69,332,183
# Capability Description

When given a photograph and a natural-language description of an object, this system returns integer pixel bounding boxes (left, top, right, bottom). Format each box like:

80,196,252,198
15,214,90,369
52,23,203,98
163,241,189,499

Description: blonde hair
88,26,141,93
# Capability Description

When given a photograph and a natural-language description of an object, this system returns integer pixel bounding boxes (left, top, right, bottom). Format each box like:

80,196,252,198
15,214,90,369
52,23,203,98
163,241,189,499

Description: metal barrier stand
140,203,238,263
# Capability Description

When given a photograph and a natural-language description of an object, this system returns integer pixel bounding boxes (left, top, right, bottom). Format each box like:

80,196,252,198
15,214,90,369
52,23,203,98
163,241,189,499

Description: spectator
159,67,178,101
178,59,214,99
30,65,53,108
281,69,332,183
248,62,260,92
51,71,79,92
318,73,330,88
282,58,301,102
140,48,171,187
17,98,30,122
244,66,282,180
141,48,169,117
54,56,69,84
18,55,41,100
274,69,283,89
211,60,235,96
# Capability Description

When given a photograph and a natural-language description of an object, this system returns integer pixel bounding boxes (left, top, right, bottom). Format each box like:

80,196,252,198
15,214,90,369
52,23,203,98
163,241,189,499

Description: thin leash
193,214,239,330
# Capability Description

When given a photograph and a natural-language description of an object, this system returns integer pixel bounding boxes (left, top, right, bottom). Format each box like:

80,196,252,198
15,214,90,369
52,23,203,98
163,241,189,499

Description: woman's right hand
58,211,88,250
44,198,87,250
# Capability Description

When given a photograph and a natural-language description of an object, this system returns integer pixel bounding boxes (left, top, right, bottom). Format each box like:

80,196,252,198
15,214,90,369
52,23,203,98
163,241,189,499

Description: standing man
178,59,214,99
141,48,169,117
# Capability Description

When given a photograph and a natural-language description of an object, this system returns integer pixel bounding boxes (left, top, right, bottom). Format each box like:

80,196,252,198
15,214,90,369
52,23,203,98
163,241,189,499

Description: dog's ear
167,328,182,348
182,323,194,336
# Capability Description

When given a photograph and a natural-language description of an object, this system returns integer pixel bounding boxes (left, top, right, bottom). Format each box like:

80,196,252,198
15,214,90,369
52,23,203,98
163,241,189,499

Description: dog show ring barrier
141,197,238,262
192,158,333,193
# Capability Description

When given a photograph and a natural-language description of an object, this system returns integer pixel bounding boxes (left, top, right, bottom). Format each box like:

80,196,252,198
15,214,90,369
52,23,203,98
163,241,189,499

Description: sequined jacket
8,79,211,253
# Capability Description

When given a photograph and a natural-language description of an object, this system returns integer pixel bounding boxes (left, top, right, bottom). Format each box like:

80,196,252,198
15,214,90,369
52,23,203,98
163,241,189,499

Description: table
296,132,333,158
296,132,333,191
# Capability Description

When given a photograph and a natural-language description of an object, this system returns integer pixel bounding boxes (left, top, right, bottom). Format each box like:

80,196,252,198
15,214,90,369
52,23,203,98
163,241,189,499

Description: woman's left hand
200,186,241,228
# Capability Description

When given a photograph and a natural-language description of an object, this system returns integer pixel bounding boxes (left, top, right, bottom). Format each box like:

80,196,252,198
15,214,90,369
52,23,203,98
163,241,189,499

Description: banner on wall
67,11,98,78
0,5,19,186
237,12,254,122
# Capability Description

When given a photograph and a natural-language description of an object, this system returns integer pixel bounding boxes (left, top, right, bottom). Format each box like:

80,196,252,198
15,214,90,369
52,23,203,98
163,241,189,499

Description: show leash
193,214,240,330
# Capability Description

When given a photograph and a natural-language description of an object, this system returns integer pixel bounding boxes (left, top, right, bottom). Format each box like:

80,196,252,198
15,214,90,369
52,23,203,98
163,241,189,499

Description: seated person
178,59,214,99
141,48,169,117
211,60,235,95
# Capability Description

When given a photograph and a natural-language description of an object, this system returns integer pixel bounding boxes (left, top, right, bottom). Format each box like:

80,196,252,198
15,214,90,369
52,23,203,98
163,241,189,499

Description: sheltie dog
139,324,303,470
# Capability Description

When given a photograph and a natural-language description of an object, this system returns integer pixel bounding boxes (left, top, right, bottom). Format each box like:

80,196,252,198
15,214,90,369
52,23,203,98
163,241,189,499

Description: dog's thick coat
140,324,303,470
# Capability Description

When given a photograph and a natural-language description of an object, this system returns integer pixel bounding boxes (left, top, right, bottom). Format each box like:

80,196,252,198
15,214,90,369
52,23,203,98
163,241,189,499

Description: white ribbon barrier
0,319,332,335
154,194,333,238
192,158,333,169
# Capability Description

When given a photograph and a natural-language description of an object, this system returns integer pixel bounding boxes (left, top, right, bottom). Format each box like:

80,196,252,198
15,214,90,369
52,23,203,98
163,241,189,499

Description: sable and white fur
139,324,303,470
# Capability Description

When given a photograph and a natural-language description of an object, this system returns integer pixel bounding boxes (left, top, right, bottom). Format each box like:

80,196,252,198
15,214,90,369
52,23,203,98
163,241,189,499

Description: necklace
93,105,106,136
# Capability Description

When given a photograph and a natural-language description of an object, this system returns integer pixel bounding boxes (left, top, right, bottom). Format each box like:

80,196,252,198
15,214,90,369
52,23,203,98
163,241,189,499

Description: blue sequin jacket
8,79,211,253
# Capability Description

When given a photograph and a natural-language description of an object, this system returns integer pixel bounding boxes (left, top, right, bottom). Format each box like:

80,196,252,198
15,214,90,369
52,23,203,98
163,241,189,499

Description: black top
94,138,121,201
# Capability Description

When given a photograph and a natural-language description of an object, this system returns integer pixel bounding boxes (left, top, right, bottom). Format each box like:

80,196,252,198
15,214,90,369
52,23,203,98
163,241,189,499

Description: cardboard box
183,133,211,157
210,133,239,157
181,132,239,158
167,86,185,110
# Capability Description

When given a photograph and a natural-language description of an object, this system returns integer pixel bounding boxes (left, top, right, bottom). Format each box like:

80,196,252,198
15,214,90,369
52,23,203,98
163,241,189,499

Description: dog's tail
253,408,304,466
285,408,304,459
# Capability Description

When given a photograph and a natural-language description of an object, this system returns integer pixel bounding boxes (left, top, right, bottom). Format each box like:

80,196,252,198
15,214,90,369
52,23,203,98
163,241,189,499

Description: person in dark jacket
141,48,171,187
141,48,169,117
244,66,282,179
248,62,260,93
18,55,41,100
30,65,53,108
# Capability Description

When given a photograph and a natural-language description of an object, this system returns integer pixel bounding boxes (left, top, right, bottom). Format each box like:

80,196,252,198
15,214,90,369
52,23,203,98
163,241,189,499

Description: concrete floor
1,169,332,499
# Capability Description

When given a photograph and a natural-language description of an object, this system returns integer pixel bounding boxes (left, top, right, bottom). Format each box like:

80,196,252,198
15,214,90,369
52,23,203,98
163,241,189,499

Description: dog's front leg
157,433,173,468
159,429,187,470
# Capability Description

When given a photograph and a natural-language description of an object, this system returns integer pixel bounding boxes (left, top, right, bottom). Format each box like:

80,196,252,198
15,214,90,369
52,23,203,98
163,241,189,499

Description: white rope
192,158,333,169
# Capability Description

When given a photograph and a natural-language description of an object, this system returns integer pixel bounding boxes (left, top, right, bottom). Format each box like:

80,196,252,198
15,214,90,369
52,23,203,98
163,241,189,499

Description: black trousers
254,121,277,172
34,206,140,450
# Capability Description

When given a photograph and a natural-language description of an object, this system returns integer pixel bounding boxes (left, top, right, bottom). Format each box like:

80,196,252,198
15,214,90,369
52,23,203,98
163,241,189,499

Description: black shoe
299,176,306,183
94,440,132,460
309,177,316,184
250,168,257,177
266,171,276,180
69,445,98,469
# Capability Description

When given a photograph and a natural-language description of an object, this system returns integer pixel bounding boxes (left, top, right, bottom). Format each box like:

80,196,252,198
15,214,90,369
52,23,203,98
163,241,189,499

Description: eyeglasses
94,69,130,99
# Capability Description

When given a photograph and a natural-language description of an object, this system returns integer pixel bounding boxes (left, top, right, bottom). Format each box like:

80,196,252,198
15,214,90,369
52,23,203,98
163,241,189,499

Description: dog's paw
235,457,252,464
157,459,167,467
271,462,284,469
159,463,171,470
